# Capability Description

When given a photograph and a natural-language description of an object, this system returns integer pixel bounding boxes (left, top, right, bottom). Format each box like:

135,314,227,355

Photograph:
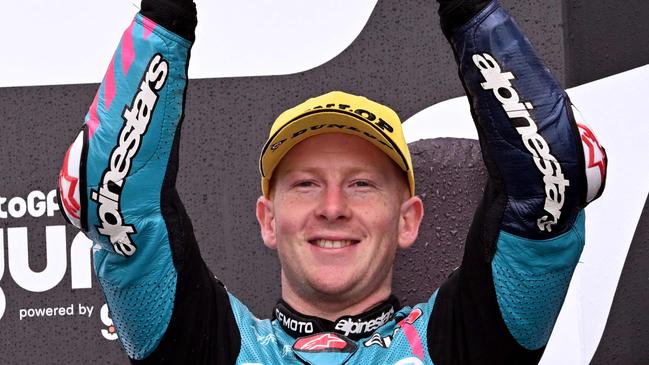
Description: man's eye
352,180,372,188
295,180,315,188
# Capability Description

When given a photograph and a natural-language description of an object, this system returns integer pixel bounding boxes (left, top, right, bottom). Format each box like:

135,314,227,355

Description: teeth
315,239,354,249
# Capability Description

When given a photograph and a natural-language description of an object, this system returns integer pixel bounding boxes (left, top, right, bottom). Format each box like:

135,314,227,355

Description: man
57,0,607,363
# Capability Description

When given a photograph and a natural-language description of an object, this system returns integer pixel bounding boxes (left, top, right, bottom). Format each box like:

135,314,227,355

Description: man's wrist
437,0,492,37
140,0,198,42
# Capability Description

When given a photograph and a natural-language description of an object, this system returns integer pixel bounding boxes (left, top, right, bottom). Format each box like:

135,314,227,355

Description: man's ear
256,195,277,249
398,196,424,249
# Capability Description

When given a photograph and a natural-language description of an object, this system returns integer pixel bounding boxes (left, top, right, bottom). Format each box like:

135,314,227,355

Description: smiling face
256,133,424,317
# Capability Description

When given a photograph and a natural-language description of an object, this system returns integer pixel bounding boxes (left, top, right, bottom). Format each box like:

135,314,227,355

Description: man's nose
317,186,351,221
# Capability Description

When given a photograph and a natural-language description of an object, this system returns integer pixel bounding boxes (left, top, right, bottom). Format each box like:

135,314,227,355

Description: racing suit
57,0,607,364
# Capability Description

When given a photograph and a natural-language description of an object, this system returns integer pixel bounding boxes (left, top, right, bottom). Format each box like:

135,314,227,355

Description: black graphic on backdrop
0,0,647,363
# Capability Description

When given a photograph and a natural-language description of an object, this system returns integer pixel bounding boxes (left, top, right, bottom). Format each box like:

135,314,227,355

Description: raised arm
57,0,240,362
427,1,607,363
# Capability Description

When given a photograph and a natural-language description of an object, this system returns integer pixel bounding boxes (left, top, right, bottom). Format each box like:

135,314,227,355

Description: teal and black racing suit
57,0,607,363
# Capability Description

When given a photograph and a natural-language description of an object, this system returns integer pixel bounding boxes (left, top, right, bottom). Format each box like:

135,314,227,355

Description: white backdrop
2,1,643,363
0,0,377,87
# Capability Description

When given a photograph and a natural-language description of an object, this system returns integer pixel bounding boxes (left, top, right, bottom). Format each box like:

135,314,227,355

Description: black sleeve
133,164,241,364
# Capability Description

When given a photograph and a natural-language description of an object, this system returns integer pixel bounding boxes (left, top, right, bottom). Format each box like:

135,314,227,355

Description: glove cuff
141,0,197,42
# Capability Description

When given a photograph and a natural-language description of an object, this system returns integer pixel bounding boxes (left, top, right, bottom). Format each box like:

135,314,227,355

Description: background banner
0,0,647,363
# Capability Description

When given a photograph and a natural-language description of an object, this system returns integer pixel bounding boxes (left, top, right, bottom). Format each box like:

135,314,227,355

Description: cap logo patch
269,121,395,155
307,103,395,134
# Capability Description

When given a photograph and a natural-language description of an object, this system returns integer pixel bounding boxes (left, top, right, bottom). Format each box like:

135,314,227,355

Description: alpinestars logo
571,103,607,203
293,333,354,352
364,330,395,348
59,139,81,225
472,52,570,232
334,308,394,336
90,53,168,256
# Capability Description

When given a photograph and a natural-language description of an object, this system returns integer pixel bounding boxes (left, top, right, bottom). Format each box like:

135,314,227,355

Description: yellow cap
259,91,415,197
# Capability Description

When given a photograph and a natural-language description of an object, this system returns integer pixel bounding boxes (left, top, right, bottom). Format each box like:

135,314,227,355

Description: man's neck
280,284,393,321
273,294,400,341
